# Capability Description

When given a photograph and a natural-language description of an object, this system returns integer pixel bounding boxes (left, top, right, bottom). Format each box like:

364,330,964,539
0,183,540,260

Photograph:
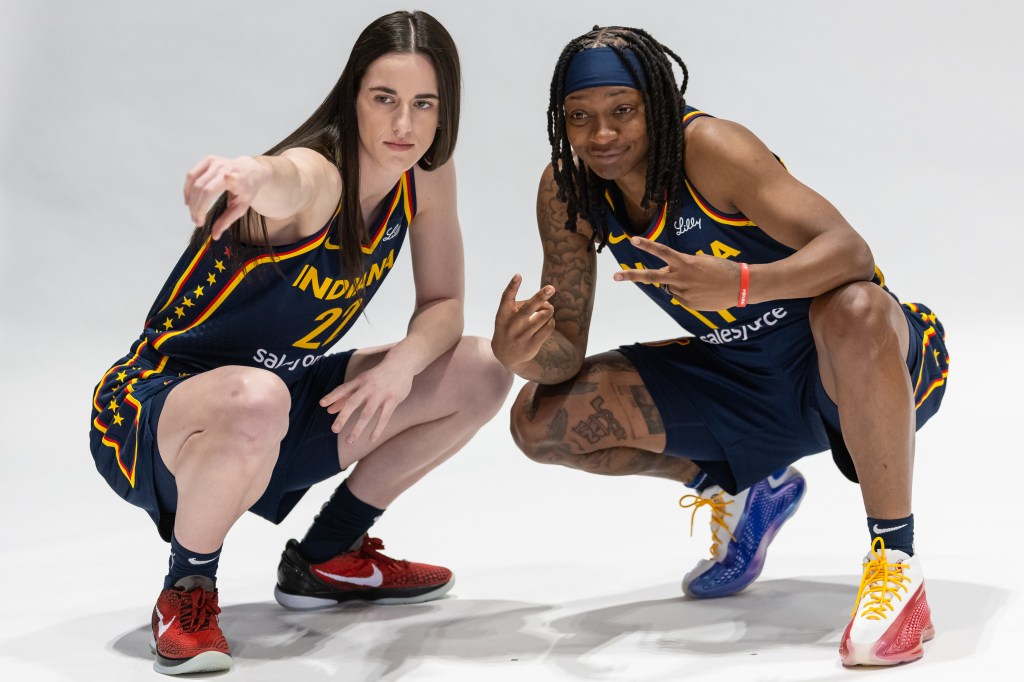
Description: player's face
563,86,649,184
356,52,440,175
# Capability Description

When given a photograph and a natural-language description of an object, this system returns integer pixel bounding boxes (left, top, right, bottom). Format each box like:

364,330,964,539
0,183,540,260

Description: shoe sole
150,637,232,675
840,583,935,666
840,623,935,666
274,577,455,610
683,475,806,599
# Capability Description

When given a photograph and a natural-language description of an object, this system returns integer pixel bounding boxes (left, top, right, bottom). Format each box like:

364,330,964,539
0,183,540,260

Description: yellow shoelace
679,493,736,558
851,536,912,619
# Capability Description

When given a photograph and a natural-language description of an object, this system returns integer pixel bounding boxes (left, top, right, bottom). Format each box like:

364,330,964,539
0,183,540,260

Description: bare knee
204,366,290,453
448,336,513,422
810,283,901,358
510,382,563,465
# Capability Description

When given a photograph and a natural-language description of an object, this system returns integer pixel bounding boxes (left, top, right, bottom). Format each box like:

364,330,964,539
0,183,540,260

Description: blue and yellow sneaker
679,467,806,598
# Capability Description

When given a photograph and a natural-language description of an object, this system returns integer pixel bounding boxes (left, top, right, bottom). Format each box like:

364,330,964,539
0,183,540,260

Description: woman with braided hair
492,25,948,666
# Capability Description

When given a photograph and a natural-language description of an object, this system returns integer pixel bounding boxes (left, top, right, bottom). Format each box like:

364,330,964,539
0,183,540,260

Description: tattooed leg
511,351,699,484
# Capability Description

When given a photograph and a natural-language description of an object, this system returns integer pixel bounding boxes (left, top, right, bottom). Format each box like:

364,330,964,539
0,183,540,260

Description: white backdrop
1,1,1020,680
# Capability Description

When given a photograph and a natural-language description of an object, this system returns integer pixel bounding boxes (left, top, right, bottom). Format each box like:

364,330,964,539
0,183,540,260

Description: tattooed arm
492,164,597,384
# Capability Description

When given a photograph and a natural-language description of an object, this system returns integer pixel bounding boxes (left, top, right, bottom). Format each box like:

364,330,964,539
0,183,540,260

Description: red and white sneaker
150,576,232,675
840,537,935,666
274,536,454,609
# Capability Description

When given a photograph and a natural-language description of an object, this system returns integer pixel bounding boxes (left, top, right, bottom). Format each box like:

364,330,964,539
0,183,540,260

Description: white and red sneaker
150,576,232,675
274,536,454,609
840,537,935,665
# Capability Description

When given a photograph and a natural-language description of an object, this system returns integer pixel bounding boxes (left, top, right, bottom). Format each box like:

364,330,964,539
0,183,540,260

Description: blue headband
564,46,647,95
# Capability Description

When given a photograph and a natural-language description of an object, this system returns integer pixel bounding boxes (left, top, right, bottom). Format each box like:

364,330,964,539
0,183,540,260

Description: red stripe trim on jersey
607,198,668,243
682,110,707,125
684,180,755,226
97,391,142,487
916,370,948,409
404,167,417,221
92,354,169,432
94,355,169,487
152,231,329,351
641,337,693,348
361,171,408,254
912,326,949,409
92,340,150,413
154,240,211,318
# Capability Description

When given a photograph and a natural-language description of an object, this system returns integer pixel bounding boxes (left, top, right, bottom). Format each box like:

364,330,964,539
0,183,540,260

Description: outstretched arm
183,147,341,242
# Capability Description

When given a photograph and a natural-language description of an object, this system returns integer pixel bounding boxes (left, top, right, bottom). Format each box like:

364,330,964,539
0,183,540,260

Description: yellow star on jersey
108,398,118,410
214,259,226,272
175,306,185,318
183,297,194,307
113,413,125,426
207,272,216,285
194,285,205,298
116,370,128,382
164,318,173,330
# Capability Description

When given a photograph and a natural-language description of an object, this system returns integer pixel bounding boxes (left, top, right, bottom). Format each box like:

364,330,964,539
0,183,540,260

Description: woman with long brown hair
89,10,510,675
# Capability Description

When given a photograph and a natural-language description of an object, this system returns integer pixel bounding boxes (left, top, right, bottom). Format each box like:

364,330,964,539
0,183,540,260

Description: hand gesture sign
491,274,556,370
612,236,746,311
183,155,268,240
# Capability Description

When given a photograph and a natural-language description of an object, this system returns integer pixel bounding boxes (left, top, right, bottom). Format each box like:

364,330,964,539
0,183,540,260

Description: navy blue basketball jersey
602,108,949,491
600,107,888,359
90,169,416,489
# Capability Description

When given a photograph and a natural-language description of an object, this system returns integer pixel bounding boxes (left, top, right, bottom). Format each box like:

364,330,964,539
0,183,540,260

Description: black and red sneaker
150,575,232,675
274,536,454,609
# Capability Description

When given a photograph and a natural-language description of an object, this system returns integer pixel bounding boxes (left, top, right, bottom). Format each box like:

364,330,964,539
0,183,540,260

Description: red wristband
738,262,750,308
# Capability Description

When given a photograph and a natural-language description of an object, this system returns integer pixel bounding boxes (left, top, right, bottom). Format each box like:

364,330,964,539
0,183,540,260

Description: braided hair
547,26,688,251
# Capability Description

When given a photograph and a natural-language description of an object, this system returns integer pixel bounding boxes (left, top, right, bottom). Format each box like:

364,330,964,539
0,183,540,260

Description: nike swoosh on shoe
314,564,384,588
155,607,176,639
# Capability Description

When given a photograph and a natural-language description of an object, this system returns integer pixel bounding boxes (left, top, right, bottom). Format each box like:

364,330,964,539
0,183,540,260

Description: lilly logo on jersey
675,216,701,236
382,222,402,242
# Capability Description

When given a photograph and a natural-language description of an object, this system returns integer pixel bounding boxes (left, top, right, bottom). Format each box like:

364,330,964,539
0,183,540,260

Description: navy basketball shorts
89,349,356,540
617,302,949,494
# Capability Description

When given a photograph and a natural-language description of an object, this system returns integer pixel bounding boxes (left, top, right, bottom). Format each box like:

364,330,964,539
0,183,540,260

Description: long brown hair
193,10,461,274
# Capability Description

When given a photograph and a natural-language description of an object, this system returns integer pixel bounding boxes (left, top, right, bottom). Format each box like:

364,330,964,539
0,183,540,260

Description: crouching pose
89,11,510,675
493,25,948,666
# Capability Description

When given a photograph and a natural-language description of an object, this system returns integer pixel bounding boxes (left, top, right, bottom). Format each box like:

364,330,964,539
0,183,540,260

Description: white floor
2,2,1020,678
0,324,1017,682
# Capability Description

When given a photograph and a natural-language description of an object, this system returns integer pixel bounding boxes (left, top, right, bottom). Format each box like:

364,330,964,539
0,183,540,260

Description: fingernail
631,237,641,244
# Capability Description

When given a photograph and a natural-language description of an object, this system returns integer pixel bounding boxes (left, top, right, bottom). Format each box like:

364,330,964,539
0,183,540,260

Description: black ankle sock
164,534,221,589
299,480,384,563
867,513,915,556
685,470,712,494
